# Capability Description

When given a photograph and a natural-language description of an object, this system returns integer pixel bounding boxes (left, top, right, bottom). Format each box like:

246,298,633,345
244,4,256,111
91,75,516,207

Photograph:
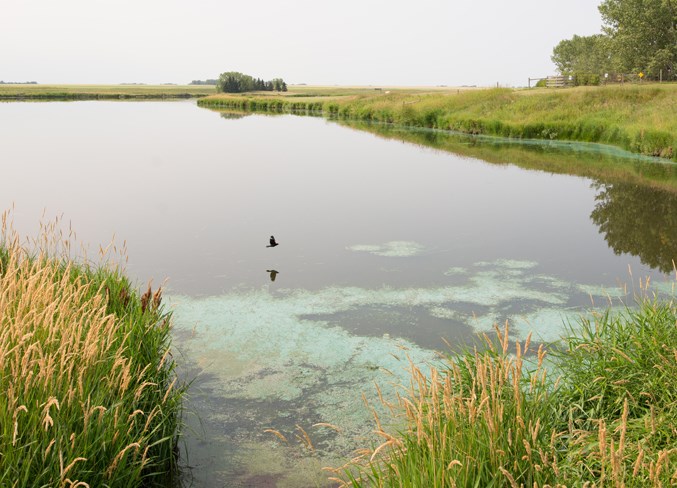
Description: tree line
189,79,218,85
552,0,676,83
216,72,287,93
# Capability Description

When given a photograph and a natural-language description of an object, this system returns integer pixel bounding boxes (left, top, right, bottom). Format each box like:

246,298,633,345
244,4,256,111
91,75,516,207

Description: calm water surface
2,101,675,487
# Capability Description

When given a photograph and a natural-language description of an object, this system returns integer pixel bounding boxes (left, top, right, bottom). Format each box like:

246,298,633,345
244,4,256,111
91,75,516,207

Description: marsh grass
199,84,677,161
0,216,183,487
331,296,677,487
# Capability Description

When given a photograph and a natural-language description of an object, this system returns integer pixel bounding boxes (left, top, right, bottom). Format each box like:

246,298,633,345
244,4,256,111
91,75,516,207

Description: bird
266,235,279,248
266,270,279,282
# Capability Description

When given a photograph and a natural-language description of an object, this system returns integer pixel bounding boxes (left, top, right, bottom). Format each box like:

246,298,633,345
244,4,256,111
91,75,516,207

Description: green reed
0,219,184,487
331,297,677,487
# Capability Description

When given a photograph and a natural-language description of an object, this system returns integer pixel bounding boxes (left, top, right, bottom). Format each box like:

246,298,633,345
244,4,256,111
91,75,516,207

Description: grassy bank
330,298,677,487
339,121,677,192
198,84,677,161
0,222,183,486
0,84,215,100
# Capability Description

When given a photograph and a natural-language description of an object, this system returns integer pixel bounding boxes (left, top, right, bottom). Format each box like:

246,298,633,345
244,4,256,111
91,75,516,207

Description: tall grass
0,217,183,487
331,298,677,487
199,84,677,161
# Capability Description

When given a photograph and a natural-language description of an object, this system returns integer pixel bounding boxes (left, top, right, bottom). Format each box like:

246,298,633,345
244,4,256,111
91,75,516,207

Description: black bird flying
267,235,279,248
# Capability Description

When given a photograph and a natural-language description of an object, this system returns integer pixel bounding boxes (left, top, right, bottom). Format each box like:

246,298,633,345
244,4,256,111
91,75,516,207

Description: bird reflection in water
266,270,280,282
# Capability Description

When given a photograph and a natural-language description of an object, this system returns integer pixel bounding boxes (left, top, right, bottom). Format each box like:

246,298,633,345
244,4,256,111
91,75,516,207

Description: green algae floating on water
168,259,674,485
347,240,425,257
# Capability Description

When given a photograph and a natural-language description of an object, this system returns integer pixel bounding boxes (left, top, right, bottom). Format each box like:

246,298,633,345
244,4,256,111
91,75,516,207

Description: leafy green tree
271,78,285,92
216,72,288,93
598,0,677,78
552,34,613,76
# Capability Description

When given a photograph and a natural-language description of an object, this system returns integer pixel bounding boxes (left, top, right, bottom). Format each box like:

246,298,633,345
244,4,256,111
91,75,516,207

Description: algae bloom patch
347,240,425,257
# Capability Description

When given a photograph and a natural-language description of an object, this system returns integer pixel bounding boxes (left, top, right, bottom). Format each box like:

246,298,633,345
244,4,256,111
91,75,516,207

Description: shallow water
1,101,675,486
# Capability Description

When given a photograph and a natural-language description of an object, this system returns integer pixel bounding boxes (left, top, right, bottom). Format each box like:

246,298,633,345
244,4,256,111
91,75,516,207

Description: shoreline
197,84,677,162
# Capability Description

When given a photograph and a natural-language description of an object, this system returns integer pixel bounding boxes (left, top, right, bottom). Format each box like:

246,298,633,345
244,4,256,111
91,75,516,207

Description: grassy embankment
0,84,215,100
198,84,677,162
327,296,677,487
0,221,183,486
339,121,677,192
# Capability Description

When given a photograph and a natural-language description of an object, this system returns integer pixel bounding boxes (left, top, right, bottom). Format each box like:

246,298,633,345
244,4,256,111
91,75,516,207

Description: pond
1,100,675,487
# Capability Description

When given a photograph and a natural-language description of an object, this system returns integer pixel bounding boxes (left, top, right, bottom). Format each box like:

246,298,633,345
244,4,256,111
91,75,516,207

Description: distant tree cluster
0,81,38,84
216,72,287,93
551,0,676,82
189,79,218,85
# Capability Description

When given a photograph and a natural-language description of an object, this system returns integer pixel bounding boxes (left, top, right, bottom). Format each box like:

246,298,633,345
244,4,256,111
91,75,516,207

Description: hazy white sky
2,0,602,87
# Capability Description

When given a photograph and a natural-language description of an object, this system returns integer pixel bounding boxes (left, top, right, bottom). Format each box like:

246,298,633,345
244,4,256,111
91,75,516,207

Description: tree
271,78,286,92
216,72,288,93
598,0,677,78
552,34,613,76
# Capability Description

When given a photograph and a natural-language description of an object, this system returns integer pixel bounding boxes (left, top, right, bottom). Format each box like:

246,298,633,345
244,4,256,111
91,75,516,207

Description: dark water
1,101,675,487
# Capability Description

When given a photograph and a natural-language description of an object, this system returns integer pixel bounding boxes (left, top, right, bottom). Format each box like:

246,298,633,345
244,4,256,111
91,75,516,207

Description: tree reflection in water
590,182,677,273
336,120,677,275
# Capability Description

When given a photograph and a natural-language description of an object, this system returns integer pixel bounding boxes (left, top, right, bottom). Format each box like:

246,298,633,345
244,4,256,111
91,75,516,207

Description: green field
199,83,677,161
0,83,215,99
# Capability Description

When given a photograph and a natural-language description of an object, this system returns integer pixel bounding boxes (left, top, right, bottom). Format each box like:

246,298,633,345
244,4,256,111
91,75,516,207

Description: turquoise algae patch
347,240,425,257
170,290,440,485
169,258,665,486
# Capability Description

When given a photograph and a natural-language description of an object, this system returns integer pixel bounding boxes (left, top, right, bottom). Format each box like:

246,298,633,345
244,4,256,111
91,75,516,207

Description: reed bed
198,84,677,161
330,298,677,487
0,218,183,487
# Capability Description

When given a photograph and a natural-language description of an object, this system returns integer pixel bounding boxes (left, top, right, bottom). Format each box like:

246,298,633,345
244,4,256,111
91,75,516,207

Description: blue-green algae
170,259,674,486
347,240,425,257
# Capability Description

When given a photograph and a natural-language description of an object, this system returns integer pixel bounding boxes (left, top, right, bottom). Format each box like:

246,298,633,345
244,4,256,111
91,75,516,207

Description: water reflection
591,182,677,273
336,120,677,278
219,111,251,120
338,120,677,190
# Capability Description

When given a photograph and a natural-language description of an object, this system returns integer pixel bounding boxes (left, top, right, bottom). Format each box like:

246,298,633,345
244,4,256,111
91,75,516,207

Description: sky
1,0,603,87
